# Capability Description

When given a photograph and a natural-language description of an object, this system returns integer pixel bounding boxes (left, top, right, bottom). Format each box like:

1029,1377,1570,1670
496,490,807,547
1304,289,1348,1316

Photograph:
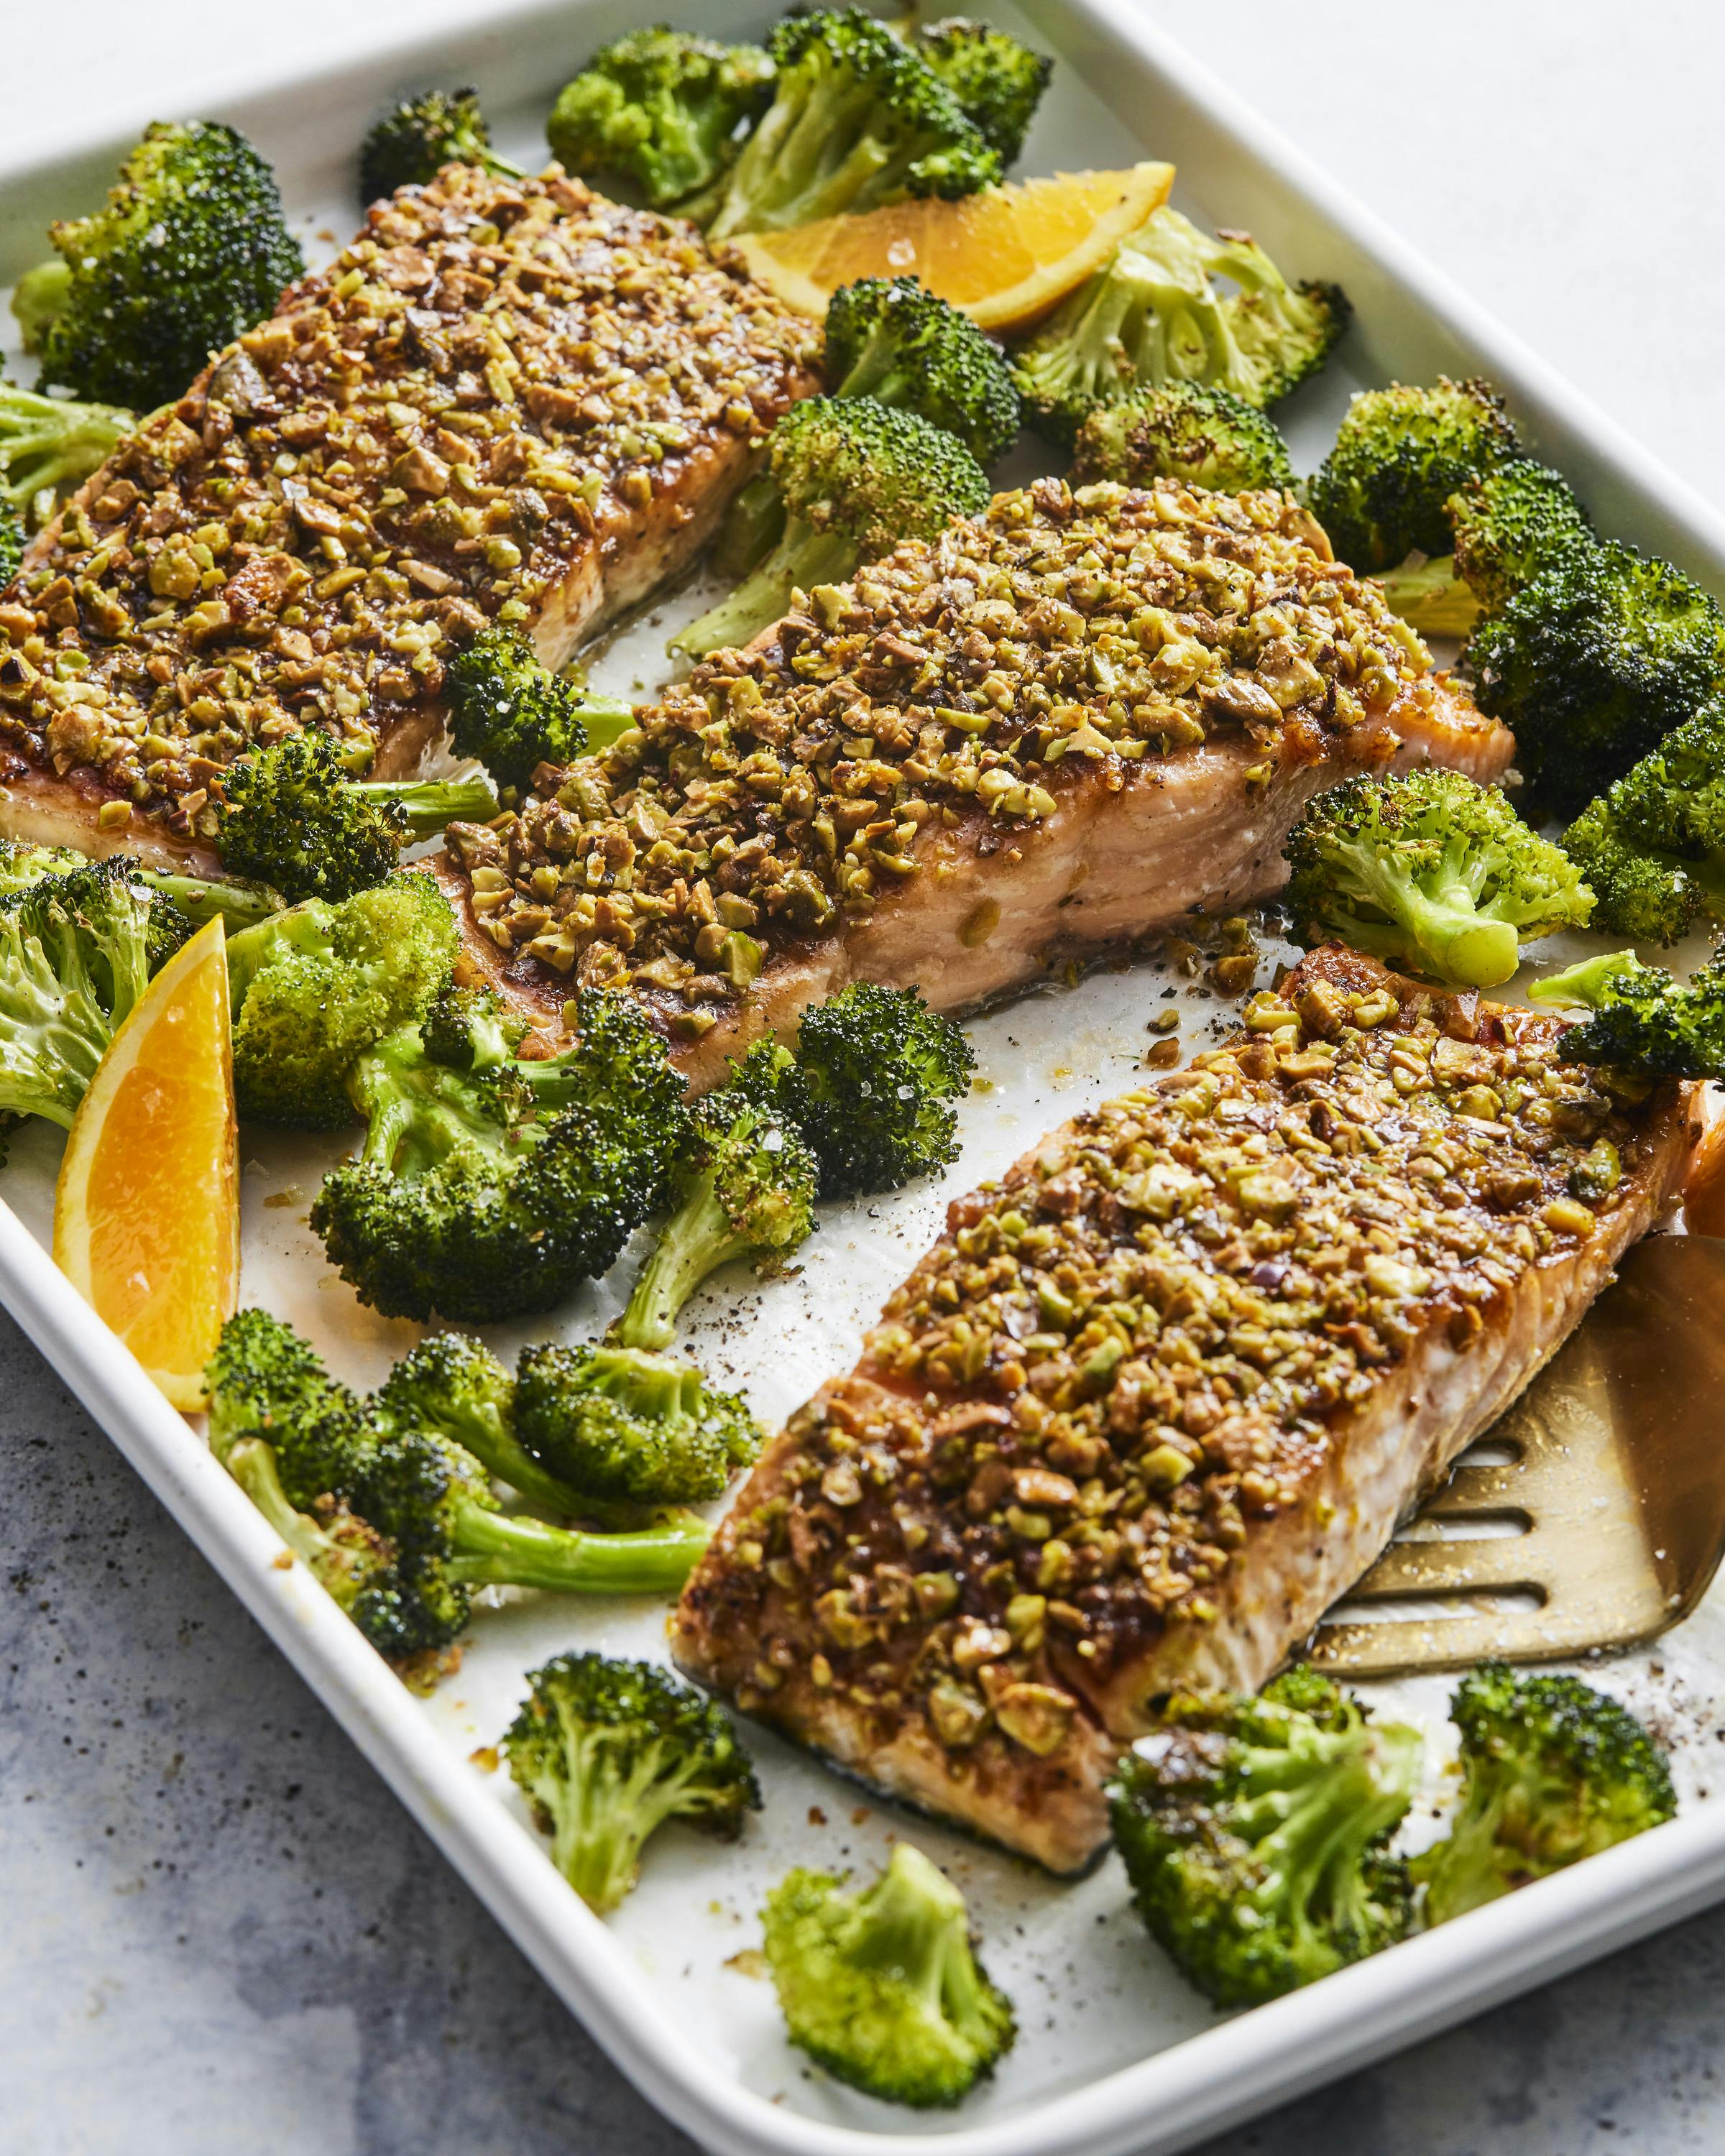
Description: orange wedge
53,915,239,1410
733,162,1174,334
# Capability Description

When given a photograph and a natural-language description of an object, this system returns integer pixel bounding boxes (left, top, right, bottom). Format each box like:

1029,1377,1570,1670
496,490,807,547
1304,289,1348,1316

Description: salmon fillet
0,165,817,872
436,479,1513,1079
671,947,1698,1874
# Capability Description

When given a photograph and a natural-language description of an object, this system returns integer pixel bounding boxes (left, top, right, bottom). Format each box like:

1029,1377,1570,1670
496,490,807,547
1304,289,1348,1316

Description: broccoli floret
1450,457,1593,613
911,17,1052,166
1109,1667,1422,2008
1070,379,1294,492
763,1841,1015,2108
1305,378,1519,574
504,1652,760,1913
1282,768,1595,989
674,397,989,660
358,89,525,206
615,1087,816,1350
0,837,266,947
516,1340,761,1509
1467,541,1725,819
373,1332,566,1516
19,122,303,412
214,729,497,904
310,986,689,1321
419,977,527,1072
1415,1663,1675,1925
1013,207,1348,446
1560,697,1725,943
0,502,22,586
703,9,1000,242
226,1436,396,1614
546,28,776,212
444,623,637,793
205,1307,377,1511
0,382,133,531
746,982,974,1200
823,276,1020,465
0,860,180,1134
1530,946,1725,1081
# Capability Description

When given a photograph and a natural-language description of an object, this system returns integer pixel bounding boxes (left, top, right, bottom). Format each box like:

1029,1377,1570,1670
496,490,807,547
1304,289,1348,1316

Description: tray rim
6,2,1725,2150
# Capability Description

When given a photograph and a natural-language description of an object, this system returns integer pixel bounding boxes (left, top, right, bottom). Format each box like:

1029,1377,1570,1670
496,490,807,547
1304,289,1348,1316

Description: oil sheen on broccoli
547,28,776,213
504,1652,760,1912
763,1841,1016,2107
1282,768,1595,989
1414,1663,1675,1924
1110,1667,1422,2008
17,121,304,412
1071,380,1294,492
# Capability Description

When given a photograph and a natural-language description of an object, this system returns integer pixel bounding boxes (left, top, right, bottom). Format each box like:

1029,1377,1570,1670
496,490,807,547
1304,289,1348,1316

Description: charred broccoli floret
1467,541,1725,818
1450,456,1593,613
1306,377,1519,575
1013,206,1348,445
504,1652,760,1912
0,382,132,532
214,729,496,904
615,1087,816,1350
1530,946,1725,1081
1560,696,1725,943
444,623,637,793
1416,1663,1675,1925
1110,1667,1422,2008
703,9,1000,241
675,396,989,660
358,88,524,205
206,1307,373,1503
910,16,1052,166
823,276,1019,464
224,873,458,1128
516,1339,761,1511
16,121,303,411
310,986,689,1321
546,28,776,212
1282,768,1595,989
763,1841,1015,2108
1071,379,1294,492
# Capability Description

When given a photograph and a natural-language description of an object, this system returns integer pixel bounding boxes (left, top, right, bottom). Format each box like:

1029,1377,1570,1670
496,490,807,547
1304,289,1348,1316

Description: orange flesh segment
53,914,239,1410
733,162,1174,334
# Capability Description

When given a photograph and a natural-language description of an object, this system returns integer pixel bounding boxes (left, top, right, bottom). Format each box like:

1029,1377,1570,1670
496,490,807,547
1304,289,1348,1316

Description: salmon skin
671,948,1697,1874
0,164,817,872
437,480,1514,1077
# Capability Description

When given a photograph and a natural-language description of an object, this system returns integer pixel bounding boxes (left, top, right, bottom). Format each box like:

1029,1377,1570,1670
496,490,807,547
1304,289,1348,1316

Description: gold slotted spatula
1310,1235,1725,1679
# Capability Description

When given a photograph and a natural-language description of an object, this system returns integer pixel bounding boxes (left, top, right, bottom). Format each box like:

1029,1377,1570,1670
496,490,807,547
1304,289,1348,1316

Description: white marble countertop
6,3,1725,2149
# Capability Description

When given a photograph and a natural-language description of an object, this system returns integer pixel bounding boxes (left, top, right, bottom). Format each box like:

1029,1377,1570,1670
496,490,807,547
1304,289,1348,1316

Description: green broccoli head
1449,457,1593,613
1282,768,1596,989
204,1307,377,1510
616,1087,816,1351
1560,698,1725,944
911,17,1052,166
24,121,303,412
505,1651,760,1913
1109,1668,1422,2008
516,1339,762,1508
419,977,528,1074
1013,206,1347,446
0,382,134,531
1530,946,1725,1081
704,8,1000,242
674,396,990,660
763,1841,1016,2108
822,276,1020,465
445,623,636,793
1071,379,1294,493
224,872,459,1128
1416,1663,1675,1925
547,27,777,211
0,502,22,586
1466,540,1725,819
358,88,525,206
1306,377,1519,573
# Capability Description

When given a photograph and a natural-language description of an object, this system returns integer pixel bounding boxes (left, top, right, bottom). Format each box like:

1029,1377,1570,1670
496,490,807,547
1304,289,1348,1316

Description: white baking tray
5,4,1725,2151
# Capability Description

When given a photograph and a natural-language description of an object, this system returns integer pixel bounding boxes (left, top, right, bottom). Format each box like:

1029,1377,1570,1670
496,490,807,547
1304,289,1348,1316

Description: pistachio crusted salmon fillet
438,479,1512,1077
0,164,818,870
671,946,1698,1874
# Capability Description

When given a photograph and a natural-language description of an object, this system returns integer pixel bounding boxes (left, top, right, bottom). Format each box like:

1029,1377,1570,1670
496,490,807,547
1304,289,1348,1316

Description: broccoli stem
847,1843,980,2010
226,1437,367,1612
615,1174,743,1351
1333,839,1522,990
349,771,499,835
711,472,789,580
432,1404,663,1533
549,1729,722,1912
442,1498,709,1593
675,520,858,660
139,870,282,929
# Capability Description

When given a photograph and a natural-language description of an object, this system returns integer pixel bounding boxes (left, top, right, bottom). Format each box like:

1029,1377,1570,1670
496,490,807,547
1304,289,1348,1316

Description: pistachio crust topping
0,164,815,839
